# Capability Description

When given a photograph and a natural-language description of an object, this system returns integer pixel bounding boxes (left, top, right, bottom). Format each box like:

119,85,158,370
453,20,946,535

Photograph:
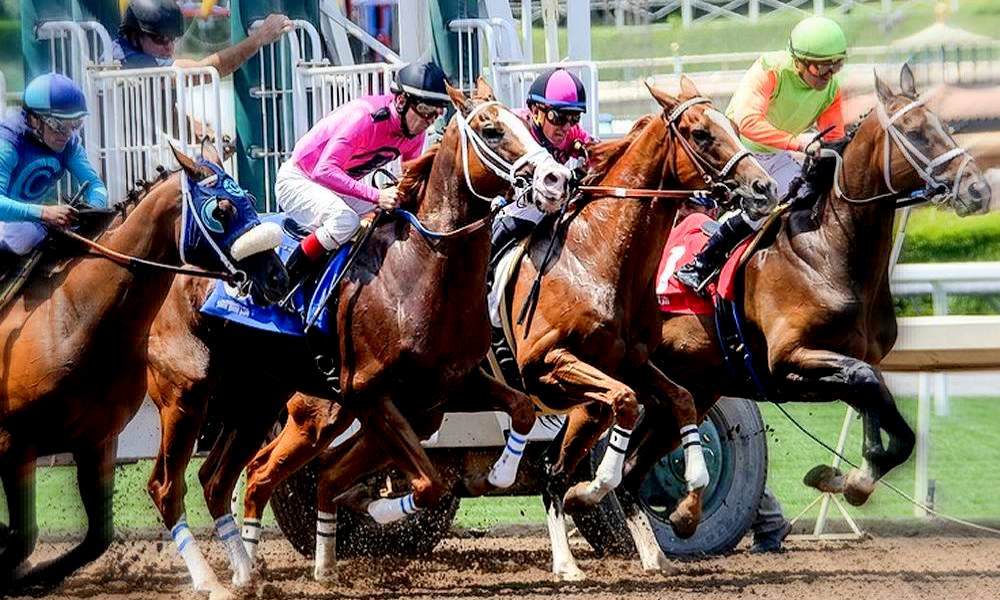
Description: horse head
874,64,990,216
446,78,572,214
646,76,778,219
170,140,289,304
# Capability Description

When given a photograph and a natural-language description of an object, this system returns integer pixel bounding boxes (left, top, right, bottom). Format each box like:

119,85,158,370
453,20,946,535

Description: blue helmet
23,73,88,120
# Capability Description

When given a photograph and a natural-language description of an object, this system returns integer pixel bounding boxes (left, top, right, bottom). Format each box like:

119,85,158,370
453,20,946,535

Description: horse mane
582,115,655,185
398,144,440,206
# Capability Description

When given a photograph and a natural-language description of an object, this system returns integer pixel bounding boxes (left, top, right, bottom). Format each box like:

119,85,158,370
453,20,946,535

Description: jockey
0,74,108,256
490,68,596,255
278,61,450,284
113,0,290,75
675,15,847,292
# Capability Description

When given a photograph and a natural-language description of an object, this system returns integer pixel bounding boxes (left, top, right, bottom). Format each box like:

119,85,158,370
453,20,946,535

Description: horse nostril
544,172,562,188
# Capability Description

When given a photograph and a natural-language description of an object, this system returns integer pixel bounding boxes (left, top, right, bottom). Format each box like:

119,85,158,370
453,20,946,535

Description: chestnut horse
0,142,285,593
491,78,776,579
144,79,571,596
612,66,990,530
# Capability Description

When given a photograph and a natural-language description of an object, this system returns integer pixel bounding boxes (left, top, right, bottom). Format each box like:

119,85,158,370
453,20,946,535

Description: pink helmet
527,68,587,112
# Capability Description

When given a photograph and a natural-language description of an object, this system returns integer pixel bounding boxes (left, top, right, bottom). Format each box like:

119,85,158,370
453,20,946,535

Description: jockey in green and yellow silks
676,16,848,293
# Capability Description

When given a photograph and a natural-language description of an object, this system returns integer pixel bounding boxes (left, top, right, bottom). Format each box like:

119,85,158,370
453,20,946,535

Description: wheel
572,397,767,558
270,446,461,558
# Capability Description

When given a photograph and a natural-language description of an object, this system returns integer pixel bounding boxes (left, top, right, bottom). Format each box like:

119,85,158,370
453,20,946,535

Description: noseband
666,97,752,189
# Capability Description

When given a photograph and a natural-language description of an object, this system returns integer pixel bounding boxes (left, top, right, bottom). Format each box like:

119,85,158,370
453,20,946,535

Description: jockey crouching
675,16,848,293
490,68,596,257
0,74,108,260
277,61,449,286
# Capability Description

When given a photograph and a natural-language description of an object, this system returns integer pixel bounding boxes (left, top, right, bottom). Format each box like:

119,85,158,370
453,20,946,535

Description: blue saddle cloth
200,214,351,336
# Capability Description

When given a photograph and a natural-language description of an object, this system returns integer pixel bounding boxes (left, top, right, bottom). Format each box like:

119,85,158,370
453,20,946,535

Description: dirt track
13,532,1000,600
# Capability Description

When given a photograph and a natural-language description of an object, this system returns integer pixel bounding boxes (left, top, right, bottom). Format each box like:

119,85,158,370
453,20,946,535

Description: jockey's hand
797,133,821,154
255,14,294,45
40,204,78,228
377,186,401,211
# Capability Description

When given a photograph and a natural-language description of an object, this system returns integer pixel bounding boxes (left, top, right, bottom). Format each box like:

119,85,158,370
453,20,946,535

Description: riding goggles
546,110,582,127
411,101,447,120
40,115,85,136
144,32,178,46
800,58,844,78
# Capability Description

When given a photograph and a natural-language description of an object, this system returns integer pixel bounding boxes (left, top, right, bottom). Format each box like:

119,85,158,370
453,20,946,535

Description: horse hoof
843,469,876,506
459,474,494,497
554,566,586,581
803,464,846,494
667,509,698,539
207,587,235,600
314,569,338,587
562,482,596,514
332,484,372,513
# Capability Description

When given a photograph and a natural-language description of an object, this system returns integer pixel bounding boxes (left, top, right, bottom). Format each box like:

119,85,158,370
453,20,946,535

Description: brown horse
144,78,571,595
0,142,286,593
609,66,990,539
477,77,777,580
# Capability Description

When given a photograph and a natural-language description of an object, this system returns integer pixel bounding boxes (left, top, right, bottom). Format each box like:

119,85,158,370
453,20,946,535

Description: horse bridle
454,100,558,204
831,98,971,207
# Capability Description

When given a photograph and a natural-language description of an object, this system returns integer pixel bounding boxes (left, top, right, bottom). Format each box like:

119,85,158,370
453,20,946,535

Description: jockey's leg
674,212,757,293
275,162,364,285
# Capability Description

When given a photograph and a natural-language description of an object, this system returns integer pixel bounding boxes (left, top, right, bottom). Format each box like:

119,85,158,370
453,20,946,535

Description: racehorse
0,141,286,593
610,66,990,535
144,78,572,596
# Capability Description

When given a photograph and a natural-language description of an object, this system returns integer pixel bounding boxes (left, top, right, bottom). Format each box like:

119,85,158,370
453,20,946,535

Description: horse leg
639,362,706,538
14,441,115,590
775,349,915,506
536,348,640,509
146,376,230,600
242,394,355,564
448,368,536,494
0,449,38,588
541,403,612,581
311,432,391,583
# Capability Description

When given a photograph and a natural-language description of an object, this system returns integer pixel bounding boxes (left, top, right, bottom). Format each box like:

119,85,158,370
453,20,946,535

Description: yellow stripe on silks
200,0,217,17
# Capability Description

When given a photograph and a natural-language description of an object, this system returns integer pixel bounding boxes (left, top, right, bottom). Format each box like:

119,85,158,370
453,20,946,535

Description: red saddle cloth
656,214,750,315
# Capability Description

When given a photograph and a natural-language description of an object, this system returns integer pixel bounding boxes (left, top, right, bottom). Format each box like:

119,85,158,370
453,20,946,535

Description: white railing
449,18,525,94
493,61,601,135
891,262,1000,308
87,66,225,203
295,62,400,139
251,20,326,212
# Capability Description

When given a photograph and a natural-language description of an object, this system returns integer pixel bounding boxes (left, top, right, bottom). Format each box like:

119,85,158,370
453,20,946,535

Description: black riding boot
674,215,755,294
284,244,329,291
490,215,536,264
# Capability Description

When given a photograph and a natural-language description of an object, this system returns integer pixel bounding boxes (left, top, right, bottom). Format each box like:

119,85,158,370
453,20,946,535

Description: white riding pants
275,161,373,250
0,221,47,255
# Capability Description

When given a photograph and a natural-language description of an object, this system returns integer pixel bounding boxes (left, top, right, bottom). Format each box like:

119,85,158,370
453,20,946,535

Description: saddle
0,209,119,314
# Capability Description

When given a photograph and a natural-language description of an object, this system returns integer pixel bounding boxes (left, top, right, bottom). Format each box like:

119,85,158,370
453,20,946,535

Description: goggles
546,109,581,127
411,101,446,120
40,115,85,136
800,58,844,78
144,32,178,46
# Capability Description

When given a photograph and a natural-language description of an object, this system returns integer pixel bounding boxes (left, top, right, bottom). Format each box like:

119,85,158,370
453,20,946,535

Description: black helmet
120,0,184,39
390,62,450,106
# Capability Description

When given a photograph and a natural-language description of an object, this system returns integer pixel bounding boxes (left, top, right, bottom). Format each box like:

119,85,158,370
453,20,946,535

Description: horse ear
900,63,917,98
474,76,496,101
169,140,200,177
678,74,701,99
874,70,895,105
447,81,474,117
645,80,678,112
200,137,222,167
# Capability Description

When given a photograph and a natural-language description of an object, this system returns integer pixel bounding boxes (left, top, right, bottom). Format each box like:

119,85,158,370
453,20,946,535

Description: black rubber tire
573,397,767,558
270,450,461,558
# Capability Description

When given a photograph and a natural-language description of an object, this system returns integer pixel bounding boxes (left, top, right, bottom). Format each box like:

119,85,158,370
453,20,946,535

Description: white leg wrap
487,431,527,489
214,513,253,588
171,515,222,593
624,508,672,574
241,519,262,564
545,500,585,580
314,510,337,581
681,425,710,491
583,426,631,500
367,493,420,525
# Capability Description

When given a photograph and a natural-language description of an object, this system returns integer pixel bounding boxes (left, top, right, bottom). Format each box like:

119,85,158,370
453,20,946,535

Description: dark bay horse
0,142,285,593
494,78,777,580
611,66,990,534
144,78,572,593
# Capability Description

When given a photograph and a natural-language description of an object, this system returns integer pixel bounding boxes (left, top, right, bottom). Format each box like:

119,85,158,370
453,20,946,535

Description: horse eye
482,124,504,143
692,128,712,144
212,200,233,224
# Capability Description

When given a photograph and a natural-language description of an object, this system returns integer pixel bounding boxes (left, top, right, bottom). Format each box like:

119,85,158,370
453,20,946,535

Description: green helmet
788,16,847,61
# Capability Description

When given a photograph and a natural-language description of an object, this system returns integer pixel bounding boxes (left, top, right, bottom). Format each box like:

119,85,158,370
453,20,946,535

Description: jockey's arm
306,110,380,204
65,141,109,208
729,59,804,152
0,140,43,222
816,89,846,142
173,14,291,78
